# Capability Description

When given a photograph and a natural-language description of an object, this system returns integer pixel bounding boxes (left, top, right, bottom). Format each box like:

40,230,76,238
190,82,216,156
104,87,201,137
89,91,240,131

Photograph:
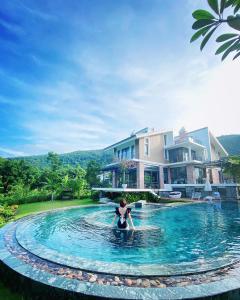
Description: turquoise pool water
16,202,240,275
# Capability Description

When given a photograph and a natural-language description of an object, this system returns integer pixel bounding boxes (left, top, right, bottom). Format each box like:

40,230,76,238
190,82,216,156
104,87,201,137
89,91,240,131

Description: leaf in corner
234,3,240,13
192,19,216,30
222,40,239,60
208,0,220,15
192,9,216,20
200,26,218,50
220,0,227,13
215,38,238,54
190,26,214,42
227,15,240,30
233,50,240,60
216,33,239,42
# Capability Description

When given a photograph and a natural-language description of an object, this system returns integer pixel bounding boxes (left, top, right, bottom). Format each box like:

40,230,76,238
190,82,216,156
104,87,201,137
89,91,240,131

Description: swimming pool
15,201,240,276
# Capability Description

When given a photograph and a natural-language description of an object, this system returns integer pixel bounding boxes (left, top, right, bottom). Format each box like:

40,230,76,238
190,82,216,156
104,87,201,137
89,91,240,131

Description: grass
15,198,98,219
0,197,98,300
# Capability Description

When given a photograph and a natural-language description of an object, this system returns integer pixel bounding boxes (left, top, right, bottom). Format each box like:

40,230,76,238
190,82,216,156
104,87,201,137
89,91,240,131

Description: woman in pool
112,199,135,230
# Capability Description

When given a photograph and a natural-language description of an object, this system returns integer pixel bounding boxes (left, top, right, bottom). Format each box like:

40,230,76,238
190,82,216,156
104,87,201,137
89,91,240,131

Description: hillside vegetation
13,149,113,168
9,135,240,169
217,135,240,156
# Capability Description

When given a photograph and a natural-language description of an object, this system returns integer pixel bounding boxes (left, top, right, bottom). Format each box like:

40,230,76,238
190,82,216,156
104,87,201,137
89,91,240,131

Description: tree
119,160,137,185
86,160,101,188
43,152,62,201
68,166,88,198
223,156,240,182
47,152,61,171
191,0,240,60
0,159,38,194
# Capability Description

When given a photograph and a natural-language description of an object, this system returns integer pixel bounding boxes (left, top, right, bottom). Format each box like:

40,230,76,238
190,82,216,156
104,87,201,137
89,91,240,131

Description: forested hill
8,135,240,168
217,135,240,156
13,149,113,169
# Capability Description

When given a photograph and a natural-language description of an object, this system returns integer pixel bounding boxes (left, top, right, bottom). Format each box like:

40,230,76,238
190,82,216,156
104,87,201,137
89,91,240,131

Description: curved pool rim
14,203,240,277
1,204,240,300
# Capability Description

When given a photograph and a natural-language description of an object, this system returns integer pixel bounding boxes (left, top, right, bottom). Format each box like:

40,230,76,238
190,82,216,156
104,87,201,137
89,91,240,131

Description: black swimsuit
115,207,131,229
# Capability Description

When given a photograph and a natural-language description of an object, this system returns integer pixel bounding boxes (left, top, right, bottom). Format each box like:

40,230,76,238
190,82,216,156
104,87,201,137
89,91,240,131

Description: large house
102,127,228,190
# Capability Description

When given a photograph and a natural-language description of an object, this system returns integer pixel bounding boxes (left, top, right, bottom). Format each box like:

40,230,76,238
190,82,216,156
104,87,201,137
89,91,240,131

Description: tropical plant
223,156,240,182
119,160,137,185
191,0,240,60
86,160,101,187
68,166,88,198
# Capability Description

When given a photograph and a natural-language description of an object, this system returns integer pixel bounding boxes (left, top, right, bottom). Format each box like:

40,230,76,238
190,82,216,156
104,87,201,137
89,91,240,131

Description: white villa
98,127,239,199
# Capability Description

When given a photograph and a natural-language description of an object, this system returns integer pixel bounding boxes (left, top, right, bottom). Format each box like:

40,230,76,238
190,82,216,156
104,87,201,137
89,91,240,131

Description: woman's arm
128,213,135,230
111,214,117,227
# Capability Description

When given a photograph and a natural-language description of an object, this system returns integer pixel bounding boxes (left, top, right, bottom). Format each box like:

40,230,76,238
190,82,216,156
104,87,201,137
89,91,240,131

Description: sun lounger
191,192,202,200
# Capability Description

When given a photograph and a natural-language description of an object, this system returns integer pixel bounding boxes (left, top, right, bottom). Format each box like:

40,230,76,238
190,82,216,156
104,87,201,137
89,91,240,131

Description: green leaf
192,9,216,20
225,0,235,8
208,0,220,14
234,3,240,13
233,50,240,59
190,26,214,42
192,19,216,30
216,33,239,42
222,40,240,60
215,38,238,54
227,15,240,31
201,26,218,50
220,0,226,13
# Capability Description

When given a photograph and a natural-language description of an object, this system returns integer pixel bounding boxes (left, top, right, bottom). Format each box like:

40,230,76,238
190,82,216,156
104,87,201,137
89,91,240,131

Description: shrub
100,191,158,203
0,216,5,227
0,205,18,226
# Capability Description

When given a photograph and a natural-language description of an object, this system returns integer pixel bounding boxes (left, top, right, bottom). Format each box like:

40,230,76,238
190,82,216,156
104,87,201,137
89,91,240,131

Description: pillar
112,170,116,188
159,166,164,189
186,165,196,184
168,168,171,184
137,162,144,189
188,147,192,161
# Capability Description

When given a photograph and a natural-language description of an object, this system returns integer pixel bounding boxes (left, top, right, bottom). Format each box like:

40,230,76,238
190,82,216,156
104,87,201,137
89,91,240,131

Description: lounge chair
191,192,202,200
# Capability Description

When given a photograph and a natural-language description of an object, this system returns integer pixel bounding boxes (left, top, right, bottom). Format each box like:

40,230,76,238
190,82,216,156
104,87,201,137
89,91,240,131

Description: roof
104,128,172,151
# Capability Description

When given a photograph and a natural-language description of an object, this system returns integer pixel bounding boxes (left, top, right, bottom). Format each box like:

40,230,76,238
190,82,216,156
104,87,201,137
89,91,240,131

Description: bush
100,191,158,203
1,189,51,205
91,190,100,201
0,205,18,226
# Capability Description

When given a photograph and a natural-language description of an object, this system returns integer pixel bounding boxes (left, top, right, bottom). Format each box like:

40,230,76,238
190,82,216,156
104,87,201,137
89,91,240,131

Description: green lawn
1,198,98,300
15,198,98,219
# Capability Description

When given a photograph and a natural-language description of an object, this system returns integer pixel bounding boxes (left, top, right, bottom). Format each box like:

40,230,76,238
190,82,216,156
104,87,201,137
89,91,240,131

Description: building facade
102,127,228,190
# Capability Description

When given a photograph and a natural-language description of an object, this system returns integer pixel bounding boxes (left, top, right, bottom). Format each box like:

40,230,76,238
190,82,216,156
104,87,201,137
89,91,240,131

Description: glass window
144,167,159,188
194,167,206,184
131,145,135,159
164,168,169,184
144,138,150,156
164,149,168,160
164,135,167,146
170,167,187,184
168,147,189,163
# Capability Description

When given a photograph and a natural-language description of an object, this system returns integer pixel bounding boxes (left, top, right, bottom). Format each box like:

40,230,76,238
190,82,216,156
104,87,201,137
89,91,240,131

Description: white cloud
0,146,26,157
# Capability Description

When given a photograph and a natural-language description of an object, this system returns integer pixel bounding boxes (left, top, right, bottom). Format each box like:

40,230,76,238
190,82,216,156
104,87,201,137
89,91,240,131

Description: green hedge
97,191,158,203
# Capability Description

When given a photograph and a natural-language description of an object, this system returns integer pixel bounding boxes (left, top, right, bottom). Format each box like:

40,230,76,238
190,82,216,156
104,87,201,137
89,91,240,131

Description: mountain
217,135,240,156
13,149,113,169
7,135,240,168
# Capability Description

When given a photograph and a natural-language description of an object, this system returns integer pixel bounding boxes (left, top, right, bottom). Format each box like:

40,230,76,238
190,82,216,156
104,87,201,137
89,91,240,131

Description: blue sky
0,0,239,157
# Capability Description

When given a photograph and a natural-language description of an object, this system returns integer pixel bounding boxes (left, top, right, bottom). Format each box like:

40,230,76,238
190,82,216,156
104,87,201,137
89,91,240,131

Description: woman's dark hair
120,199,127,208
